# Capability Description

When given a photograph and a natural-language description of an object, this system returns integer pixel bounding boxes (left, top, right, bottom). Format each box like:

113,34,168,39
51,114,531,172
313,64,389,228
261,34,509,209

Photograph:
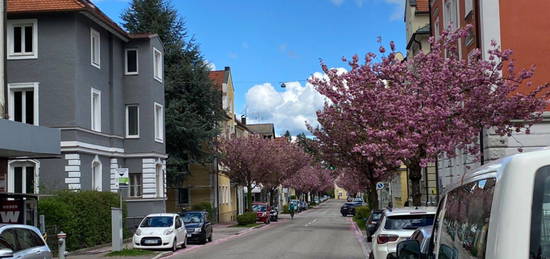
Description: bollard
57,231,67,259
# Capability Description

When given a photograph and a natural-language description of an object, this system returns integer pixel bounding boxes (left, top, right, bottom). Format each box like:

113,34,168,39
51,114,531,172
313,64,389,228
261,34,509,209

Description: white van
397,148,550,259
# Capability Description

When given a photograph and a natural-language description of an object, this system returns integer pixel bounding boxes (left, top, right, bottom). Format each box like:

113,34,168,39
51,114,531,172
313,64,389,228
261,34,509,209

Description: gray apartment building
5,0,167,219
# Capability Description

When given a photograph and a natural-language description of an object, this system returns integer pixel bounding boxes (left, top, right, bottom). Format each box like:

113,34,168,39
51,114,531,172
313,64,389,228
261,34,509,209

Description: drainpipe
3,0,7,119
474,0,485,165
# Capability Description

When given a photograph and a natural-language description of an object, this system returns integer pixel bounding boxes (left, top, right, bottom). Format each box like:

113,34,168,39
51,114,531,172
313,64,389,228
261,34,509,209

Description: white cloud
384,0,405,21
245,80,328,136
205,60,216,71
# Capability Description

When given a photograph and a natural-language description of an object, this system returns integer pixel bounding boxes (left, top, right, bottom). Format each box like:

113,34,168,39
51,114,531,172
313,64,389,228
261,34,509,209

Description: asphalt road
171,199,366,259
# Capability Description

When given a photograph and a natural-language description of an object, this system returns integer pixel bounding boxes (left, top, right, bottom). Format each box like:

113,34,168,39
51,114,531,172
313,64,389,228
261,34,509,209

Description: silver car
0,224,52,259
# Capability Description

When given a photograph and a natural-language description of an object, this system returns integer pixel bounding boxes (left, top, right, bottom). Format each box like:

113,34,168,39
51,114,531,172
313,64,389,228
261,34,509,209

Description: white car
370,207,436,259
133,213,187,251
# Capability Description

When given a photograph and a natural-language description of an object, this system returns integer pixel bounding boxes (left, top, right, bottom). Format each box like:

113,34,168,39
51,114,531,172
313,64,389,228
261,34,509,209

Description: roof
130,33,159,39
415,0,429,12
7,0,130,40
246,123,275,136
208,70,226,89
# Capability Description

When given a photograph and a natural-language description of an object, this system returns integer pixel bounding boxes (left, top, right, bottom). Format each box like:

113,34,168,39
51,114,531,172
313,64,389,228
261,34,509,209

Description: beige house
405,0,431,58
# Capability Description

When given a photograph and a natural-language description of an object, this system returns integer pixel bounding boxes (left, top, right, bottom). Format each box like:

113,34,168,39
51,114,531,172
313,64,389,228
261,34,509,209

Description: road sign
117,168,129,186
376,182,385,190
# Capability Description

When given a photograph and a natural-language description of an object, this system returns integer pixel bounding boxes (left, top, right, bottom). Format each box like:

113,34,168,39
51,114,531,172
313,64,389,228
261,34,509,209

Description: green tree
122,0,224,184
283,130,291,141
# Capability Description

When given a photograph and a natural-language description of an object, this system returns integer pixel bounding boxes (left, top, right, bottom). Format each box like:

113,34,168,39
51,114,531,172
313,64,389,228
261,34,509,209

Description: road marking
304,218,318,227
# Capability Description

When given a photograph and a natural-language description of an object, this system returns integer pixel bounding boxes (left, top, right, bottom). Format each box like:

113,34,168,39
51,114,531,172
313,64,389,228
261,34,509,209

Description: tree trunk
246,183,253,211
269,188,277,207
408,163,423,207
366,182,379,209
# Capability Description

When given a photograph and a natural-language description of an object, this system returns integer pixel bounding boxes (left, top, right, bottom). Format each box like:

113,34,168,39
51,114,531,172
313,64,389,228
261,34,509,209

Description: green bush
353,206,370,230
282,205,289,214
38,191,125,252
191,202,213,221
309,201,318,207
290,195,297,200
237,212,257,225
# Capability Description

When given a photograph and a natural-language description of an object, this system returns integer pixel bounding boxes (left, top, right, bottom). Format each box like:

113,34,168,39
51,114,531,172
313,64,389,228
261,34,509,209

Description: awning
0,119,60,159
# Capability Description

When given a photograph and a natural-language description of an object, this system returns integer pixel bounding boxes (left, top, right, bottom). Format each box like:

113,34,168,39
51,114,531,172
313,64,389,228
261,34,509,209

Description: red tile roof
416,0,429,12
8,0,129,39
209,70,225,89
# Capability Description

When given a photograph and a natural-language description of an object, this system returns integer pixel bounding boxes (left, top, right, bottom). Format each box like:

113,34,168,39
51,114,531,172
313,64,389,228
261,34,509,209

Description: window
530,165,550,258
465,0,473,17
90,28,100,69
178,188,189,204
153,48,163,82
0,229,19,251
436,178,496,259
129,173,142,197
154,103,164,142
8,83,39,125
91,88,101,132
7,19,38,59
434,17,441,41
126,105,139,138
8,164,35,194
443,0,458,31
92,159,102,191
15,229,45,250
125,49,138,75
175,216,182,228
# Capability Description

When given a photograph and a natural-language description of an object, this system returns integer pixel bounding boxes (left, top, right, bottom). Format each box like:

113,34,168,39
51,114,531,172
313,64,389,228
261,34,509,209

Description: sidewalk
63,223,266,259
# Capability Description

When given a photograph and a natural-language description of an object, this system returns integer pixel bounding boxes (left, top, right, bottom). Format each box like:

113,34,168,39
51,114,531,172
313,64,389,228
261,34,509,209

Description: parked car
180,211,212,244
340,202,362,216
252,202,272,224
390,226,432,259
366,209,383,242
299,201,308,211
370,207,435,259
270,207,279,222
397,149,550,259
352,197,364,205
133,213,187,251
0,224,51,259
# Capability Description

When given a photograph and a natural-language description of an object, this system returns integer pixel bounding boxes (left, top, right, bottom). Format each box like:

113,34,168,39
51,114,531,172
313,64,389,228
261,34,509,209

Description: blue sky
94,0,405,136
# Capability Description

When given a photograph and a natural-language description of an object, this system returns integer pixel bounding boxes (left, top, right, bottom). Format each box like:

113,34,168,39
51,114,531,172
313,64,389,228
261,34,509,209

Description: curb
67,238,133,256
350,218,370,258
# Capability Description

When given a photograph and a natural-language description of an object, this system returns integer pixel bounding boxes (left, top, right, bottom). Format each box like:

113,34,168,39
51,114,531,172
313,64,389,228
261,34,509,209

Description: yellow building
334,184,348,200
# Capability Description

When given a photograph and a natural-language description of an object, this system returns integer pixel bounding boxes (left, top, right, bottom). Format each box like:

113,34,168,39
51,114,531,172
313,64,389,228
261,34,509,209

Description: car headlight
135,229,142,236
164,229,174,235
194,228,202,233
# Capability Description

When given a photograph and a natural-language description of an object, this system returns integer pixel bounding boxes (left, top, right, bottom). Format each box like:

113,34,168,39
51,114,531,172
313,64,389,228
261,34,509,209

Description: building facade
430,0,550,191
5,0,167,219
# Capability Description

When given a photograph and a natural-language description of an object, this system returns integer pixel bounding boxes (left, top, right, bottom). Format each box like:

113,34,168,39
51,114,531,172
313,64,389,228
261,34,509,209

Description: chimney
241,115,247,125
224,66,230,71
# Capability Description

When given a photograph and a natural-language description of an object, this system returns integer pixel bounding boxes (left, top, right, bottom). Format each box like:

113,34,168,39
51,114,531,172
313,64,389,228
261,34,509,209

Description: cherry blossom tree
311,26,550,206
335,168,367,197
283,165,335,197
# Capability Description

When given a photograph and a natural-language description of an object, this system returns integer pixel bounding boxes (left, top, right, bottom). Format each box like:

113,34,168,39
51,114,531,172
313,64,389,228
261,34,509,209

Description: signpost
376,182,385,190
112,168,128,252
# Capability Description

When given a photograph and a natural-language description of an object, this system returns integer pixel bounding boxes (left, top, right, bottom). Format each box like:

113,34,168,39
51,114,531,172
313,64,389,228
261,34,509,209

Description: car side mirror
397,240,421,259
0,249,14,258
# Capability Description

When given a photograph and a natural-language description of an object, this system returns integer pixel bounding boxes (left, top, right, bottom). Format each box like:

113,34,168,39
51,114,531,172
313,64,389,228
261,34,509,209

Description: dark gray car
0,224,52,259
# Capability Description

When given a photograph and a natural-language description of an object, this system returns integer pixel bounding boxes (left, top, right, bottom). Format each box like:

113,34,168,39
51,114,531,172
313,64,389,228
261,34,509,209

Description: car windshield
140,216,174,228
384,214,434,230
252,204,267,212
182,213,203,224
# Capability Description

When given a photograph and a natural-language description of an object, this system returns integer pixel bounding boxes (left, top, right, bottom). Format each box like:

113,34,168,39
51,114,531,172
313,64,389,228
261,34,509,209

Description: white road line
304,218,318,227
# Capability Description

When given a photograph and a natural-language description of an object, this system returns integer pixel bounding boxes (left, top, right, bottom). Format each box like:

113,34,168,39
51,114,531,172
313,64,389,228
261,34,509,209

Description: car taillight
377,234,399,244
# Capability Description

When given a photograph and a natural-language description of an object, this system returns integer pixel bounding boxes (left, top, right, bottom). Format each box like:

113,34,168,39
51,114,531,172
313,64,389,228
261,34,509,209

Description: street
169,200,366,259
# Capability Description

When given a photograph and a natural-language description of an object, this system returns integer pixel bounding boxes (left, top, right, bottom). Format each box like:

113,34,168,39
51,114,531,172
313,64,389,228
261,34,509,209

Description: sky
93,0,406,136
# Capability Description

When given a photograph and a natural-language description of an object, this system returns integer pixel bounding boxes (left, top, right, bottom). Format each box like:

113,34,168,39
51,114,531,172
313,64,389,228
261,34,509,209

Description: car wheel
172,238,178,252
182,236,187,249
207,234,212,242
369,252,374,259
201,234,208,244
367,235,372,242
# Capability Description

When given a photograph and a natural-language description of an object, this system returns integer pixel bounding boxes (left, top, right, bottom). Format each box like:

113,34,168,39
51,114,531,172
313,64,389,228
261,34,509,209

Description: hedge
353,206,371,230
38,191,126,252
191,202,214,222
237,212,256,225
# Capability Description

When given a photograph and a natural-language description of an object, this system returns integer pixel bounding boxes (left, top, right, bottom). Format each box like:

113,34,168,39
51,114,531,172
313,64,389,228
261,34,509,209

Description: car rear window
252,204,267,212
384,214,434,230
140,216,173,228
530,165,550,258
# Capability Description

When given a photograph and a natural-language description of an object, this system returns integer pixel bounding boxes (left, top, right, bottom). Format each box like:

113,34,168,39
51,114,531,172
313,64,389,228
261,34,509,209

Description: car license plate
144,239,158,244
187,234,192,237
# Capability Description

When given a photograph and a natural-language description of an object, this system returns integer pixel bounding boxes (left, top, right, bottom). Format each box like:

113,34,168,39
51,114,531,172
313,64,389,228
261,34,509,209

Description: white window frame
129,173,142,198
125,104,140,138
465,0,473,17
7,160,39,194
8,82,39,126
153,48,163,82
156,164,164,198
154,102,164,143
443,0,458,31
434,17,441,41
91,88,101,132
90,28,101,69
92,156,102,191
7,19,38,60
125,48,139,75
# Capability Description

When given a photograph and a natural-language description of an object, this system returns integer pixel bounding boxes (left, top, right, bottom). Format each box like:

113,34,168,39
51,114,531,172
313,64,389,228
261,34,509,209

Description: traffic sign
376,182,385,190
117,168,129,186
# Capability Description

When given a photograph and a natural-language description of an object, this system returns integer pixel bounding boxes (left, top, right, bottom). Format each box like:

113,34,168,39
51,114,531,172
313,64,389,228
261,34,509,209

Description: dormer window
8,19,38,59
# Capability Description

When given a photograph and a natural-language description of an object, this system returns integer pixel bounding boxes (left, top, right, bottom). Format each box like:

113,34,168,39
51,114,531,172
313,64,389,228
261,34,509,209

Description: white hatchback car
133,213,187,251
370,207,436,259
